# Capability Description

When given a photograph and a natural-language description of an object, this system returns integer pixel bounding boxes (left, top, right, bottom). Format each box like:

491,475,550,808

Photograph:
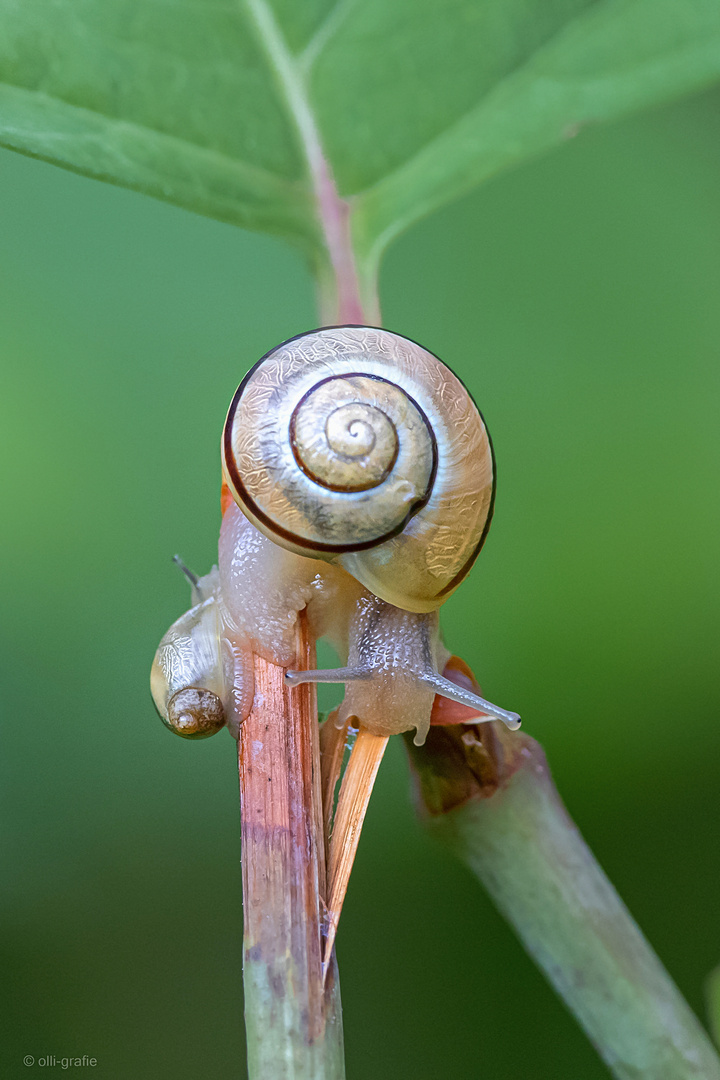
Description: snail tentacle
285,667,370,686
417,671,521,731
285,595,520,741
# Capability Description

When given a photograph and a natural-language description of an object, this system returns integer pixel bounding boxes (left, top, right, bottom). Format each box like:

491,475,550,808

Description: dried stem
319,714,350,842
238,611,344,1080
323,728,389,976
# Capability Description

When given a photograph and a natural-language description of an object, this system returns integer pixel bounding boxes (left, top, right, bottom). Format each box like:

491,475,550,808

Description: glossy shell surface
223,326,494,612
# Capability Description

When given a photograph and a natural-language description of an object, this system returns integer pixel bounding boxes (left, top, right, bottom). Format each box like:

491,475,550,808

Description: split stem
238,612,345,1080
323,728,389,978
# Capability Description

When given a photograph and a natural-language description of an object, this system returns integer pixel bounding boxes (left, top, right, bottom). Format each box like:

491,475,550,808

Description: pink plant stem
315,157,377,325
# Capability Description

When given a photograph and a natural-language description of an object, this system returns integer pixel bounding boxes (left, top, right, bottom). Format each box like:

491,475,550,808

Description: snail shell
222,327,495,613
150,567,252,739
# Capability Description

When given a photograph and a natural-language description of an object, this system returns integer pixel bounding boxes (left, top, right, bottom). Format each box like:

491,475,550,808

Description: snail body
217,498,363,667
151,327,519,745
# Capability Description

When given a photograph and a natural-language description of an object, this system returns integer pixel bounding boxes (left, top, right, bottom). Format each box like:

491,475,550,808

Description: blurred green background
2,84,719,1080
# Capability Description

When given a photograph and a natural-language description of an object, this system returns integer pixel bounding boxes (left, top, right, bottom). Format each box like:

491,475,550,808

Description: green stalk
405,723,720,1080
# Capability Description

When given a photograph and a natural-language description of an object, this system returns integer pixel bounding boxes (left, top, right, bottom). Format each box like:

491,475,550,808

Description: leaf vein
299,0,360,72
0,79,301,195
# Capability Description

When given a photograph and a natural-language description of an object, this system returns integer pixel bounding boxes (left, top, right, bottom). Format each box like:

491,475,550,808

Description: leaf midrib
0,0,652,209
238,0,602,211
241,0,326,186
266,0,603,207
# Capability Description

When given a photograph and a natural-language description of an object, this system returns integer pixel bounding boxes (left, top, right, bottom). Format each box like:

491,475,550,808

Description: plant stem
238,611,345,1079
313,158,378,326
323,728,389,976
405,723,720,1080
313,175,380,327
243,0,377,328
235,142,378,1073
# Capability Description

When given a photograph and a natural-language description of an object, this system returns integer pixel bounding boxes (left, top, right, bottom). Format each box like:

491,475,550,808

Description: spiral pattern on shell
291,378,401,493
222,327,495,612
166,686,226,739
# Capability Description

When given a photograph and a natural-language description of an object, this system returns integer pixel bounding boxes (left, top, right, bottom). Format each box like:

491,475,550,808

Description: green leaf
0,1,321,249
1,0,719,274
350,0,720,265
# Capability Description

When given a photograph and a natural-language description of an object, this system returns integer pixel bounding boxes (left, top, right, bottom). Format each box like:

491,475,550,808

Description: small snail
150,560,251,739
151,326,519,745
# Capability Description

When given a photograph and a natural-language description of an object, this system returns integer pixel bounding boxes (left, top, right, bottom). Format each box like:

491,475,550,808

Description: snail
151,326,520,745
149,559,252,739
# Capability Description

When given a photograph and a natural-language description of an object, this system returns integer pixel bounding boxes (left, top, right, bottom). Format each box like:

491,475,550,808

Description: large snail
151,326,519,745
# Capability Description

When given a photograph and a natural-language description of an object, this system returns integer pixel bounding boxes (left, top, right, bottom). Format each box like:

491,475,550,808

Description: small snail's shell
166,686,226,739
150,568,252,739
222,327,494,613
